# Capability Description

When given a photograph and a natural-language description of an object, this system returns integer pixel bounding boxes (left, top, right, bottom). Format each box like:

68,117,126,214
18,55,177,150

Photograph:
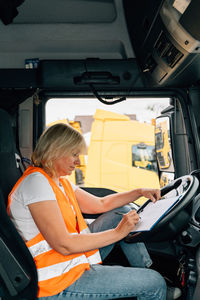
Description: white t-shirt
9,172,77,241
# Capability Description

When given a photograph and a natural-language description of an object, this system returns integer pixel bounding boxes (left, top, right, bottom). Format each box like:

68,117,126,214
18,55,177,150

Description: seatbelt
15,153,25,173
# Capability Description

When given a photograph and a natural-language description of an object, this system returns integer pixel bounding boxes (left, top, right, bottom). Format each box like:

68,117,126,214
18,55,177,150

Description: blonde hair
31,123,86,177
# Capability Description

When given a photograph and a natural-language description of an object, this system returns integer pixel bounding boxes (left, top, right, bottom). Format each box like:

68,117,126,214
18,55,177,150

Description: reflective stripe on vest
8,166,102,298
38,254,89,282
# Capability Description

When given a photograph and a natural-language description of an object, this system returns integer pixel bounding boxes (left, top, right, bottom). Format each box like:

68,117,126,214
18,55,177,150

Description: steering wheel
125,174,199,243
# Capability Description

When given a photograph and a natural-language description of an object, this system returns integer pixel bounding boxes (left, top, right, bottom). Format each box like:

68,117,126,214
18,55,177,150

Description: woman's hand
139,188,161,203
114,210,140,238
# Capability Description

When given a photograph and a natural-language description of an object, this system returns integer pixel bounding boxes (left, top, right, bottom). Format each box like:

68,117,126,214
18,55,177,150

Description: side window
132,144,158,172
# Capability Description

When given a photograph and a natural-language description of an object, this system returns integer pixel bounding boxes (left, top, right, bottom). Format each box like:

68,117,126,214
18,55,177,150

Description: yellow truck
84,109,160,205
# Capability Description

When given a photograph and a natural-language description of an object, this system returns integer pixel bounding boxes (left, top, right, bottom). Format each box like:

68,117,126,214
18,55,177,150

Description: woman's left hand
139,188,161,203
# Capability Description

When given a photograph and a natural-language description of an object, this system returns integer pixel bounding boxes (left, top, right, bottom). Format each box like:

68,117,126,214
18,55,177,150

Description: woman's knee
110,205,132,223
114,205,131,214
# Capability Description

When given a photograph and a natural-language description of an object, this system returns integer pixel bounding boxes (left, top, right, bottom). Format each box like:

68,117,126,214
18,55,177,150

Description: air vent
154,32,183,68
154,31,171,57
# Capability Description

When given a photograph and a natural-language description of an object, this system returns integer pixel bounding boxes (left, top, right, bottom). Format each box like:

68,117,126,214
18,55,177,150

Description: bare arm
75,187,161,214
28,200,139,256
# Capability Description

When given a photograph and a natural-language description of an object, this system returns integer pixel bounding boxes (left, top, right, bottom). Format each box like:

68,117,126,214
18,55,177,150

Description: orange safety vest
7,166,102,298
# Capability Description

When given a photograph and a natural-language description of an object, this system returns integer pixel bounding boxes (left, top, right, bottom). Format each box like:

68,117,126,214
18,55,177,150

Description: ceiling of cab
14,0,116,24
0,0,135,68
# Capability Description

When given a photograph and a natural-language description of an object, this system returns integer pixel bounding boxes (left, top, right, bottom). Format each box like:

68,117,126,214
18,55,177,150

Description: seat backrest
0,109,22,202
0,109,38,299
0,189,38,300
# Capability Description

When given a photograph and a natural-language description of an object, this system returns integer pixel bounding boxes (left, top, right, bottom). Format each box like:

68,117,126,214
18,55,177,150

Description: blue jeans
40,206,167,300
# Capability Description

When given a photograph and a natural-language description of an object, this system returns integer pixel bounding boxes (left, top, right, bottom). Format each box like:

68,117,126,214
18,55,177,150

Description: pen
115,211,141,219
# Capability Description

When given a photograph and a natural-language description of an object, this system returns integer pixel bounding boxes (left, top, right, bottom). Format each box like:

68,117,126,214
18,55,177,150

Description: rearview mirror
155,116,174,172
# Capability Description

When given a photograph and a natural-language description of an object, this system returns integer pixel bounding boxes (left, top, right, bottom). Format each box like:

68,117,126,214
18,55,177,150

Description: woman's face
52,150,81,178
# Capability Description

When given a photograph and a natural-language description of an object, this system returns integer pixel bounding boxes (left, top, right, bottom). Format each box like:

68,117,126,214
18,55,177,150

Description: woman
7,123,166,300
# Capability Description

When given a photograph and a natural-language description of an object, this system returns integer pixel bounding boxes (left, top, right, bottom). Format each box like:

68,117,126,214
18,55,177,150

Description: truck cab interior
0,0,200,299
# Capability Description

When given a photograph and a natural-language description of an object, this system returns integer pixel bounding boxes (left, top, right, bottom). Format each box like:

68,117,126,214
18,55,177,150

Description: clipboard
131,195,182,233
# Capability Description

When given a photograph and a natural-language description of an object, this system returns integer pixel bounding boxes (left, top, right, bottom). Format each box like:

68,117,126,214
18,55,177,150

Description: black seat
0,108,38,299
0,109,22,201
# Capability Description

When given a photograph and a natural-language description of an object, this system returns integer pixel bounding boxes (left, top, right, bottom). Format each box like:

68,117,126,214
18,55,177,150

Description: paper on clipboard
132,196,181,232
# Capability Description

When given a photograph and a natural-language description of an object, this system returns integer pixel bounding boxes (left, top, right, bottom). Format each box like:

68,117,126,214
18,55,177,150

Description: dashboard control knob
181,231,192,244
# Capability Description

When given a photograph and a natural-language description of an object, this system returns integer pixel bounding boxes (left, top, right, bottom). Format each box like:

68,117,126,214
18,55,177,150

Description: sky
45,97,170,125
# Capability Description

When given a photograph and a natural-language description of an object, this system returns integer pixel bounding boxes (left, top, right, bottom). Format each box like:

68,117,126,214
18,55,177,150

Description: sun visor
38,59,145,91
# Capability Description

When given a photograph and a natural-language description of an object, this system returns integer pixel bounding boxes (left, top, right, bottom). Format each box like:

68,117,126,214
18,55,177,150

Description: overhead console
124,0,200,87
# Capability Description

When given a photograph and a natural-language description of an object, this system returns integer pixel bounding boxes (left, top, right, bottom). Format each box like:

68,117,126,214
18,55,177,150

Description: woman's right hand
114,210,140,238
